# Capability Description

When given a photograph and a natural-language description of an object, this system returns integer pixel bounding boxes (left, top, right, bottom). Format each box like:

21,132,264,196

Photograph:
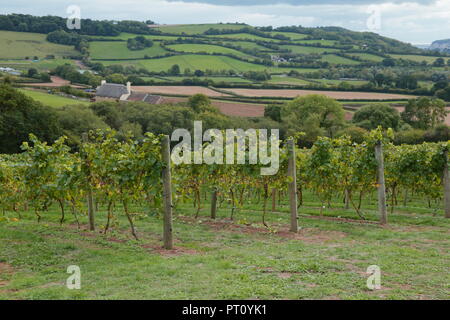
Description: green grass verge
18,89,90,108
0,191,448,300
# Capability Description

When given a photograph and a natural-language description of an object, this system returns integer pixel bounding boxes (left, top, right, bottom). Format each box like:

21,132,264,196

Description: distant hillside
430,39,450,53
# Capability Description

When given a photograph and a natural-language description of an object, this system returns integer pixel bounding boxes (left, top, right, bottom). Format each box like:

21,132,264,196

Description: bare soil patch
0,262,14,288
394,106,450,125
227,88,415,100
179,216,348,243
134,86,230,97
141,244,200,257
161,96,265,117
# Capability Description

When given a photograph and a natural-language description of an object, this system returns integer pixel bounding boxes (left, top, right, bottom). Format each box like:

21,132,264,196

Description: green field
350,53,385,62
0,58,76,73
295,39,338,46
101,54,318,73
280,45,339,55
269,31,309,40
0,190,448,300
389,54,447,64
90,41,168,60
166,43,253,59
208,33,276,42
154,23,248,35
0,31,78,60
224,41,270,51
321,54,360,65
18,89,90,108
267,76,313,86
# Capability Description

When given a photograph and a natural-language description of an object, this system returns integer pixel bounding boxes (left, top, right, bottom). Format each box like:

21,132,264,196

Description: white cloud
0,0,449,43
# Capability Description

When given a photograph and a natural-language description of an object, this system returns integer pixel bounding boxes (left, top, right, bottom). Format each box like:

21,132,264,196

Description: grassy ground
154,24,248,35
321,54,360,65
0,191,448,300
166,44,254,59
389,54,446,64
0,59,76,73
101,54,318,74
90,41,168,60
279,45,339,55
18,89,90,108
0,31,77,60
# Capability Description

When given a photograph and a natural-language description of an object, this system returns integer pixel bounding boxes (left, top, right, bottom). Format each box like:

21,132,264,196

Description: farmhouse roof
96,83,129,99
127,91,163,104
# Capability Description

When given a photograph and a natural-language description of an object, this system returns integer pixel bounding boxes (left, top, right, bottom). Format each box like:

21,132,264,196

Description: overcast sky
1,0,449,44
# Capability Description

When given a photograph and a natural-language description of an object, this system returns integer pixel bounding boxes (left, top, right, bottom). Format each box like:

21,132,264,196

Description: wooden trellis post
211,189,218,219
82,133,95,231
287,139,299,232
375,140,387,225
443,147,450,219
161,135,174,249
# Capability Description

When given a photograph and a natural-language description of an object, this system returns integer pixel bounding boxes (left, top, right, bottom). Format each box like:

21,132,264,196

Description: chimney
101,80,106,86
127,82,131,93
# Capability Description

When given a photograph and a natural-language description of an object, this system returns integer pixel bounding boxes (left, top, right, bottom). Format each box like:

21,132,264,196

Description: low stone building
94,80,163,104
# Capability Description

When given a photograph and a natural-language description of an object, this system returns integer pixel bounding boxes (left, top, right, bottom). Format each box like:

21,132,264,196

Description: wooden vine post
161,135,174,249
210,189,218,219
375,140,388,225
82,133,95,231
443,147,450,219
287,138,299,232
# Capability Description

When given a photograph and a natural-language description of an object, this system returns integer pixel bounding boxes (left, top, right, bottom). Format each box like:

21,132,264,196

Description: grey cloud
166,0,437,6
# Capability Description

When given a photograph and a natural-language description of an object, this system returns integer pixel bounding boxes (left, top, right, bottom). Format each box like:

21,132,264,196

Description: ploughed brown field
161,97,265,117
394,106,450,125
226,88,416,100
134,86,229,97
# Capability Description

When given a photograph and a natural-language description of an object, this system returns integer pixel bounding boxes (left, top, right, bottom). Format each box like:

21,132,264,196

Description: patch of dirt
141,244,200,257
160,96,265,117
179,216,348,244
227,88,416,100
0,262,14,289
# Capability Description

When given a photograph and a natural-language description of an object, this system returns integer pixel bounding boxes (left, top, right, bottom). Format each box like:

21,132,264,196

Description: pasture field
266,76,313,86
314,79,369,86
0,31,78,60
269,31,309,40
166,43,253,59
89,33,190,41
100,54,318,74
0,191,448,300
295,39,338,46
0,59,76,72
18,89,90,108
389,54,446,64
223,41,271,51
207,33,277,42
154,23,248,35
320,54,360,65
350,53,385,62
164,76,253,83
90,41,168,60
279,45,339,55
